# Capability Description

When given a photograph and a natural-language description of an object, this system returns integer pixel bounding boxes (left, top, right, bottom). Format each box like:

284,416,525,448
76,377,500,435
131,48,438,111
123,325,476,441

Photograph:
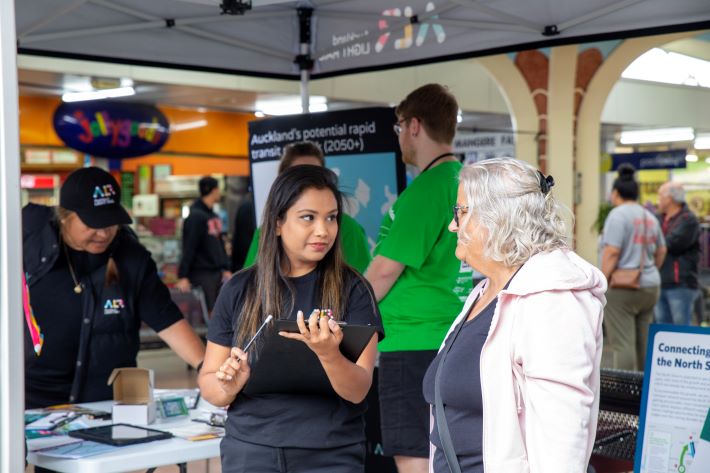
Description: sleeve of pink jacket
513,289,604,473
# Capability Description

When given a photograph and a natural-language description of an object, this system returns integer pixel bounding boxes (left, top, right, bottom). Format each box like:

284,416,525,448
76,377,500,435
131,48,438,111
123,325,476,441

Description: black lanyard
422,152,456,173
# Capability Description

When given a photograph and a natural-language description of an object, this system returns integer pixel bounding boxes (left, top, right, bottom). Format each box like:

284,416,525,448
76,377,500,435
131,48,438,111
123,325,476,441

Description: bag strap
638,207,647,271
435,317,466,473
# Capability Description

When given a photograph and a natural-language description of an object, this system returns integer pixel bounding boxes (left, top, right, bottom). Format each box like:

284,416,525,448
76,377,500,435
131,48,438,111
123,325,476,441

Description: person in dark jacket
176,176,232,311
23,167,205,410
655,181,700,326
230,192,256,272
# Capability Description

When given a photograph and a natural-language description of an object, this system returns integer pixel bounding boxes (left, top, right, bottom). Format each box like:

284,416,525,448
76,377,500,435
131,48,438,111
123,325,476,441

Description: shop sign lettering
53,102,170,159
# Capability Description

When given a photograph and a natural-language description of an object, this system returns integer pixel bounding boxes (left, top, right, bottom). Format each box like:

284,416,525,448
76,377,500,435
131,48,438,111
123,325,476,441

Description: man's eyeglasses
393,118,408,136
452,204,469,226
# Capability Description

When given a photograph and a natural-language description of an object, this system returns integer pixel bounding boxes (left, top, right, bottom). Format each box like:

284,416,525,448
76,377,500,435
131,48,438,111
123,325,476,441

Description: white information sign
635,325,710,473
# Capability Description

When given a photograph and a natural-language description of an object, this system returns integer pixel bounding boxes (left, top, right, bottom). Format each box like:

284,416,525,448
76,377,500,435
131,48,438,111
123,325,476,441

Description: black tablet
68,423,173,446
242,319,378,396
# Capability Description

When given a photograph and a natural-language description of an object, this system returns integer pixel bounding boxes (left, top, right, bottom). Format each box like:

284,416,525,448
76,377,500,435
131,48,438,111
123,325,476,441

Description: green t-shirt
375,161,471,352
243,213,371,274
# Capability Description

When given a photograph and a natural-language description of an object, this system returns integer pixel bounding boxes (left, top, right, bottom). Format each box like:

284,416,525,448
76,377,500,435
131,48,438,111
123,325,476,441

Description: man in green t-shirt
366,84,471,473
243,142,371,274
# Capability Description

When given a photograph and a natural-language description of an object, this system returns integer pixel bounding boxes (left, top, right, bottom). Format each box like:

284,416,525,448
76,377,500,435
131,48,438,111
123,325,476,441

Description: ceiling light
62,86,135,103
686,154,698,162
619,127,694,145
694,134,710,150
254,96,328,116
170,119,208,132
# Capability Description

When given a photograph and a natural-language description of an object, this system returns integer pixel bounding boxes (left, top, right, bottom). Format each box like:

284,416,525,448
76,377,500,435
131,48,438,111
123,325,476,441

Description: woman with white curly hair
422,158,607,473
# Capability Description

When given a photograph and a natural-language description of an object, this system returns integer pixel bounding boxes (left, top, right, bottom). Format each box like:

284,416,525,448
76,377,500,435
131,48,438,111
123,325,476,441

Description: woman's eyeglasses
452,204,469,226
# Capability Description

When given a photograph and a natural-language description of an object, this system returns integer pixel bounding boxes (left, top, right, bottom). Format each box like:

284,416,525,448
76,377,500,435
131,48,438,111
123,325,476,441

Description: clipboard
68,423,173,446
242,319,378,396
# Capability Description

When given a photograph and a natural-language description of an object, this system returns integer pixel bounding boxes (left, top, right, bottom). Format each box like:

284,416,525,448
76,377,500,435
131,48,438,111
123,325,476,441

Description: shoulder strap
435,319,465,473
638,207,647,271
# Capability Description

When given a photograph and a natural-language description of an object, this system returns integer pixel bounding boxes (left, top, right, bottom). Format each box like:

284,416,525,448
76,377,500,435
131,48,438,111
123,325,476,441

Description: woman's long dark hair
613,163,639,201
235,165,348,347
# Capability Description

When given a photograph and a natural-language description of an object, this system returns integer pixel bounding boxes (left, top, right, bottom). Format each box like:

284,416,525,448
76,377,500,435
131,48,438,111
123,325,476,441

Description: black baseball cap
60,167,132,229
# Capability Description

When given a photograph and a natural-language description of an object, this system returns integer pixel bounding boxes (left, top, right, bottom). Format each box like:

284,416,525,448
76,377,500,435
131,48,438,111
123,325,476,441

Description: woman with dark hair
600,163,666,371
243,141,371,273
199,165,382,473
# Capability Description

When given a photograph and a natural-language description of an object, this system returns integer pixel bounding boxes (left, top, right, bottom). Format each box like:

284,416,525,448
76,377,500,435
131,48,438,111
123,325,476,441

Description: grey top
601,203,665,288
423,297,495,473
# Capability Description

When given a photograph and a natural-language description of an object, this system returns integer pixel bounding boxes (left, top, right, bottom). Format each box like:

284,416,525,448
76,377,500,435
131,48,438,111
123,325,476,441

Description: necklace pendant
74,285,82,294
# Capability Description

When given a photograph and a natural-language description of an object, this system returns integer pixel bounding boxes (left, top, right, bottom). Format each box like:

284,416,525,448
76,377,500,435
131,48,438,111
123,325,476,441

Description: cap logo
93,184,117,207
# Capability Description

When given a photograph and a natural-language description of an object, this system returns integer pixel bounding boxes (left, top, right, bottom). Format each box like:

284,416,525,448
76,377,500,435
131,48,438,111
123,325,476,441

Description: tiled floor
26,348,222,473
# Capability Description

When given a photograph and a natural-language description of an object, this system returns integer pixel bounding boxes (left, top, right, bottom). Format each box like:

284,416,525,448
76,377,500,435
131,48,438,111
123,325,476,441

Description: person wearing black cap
176,176,231,311
22,167,205,410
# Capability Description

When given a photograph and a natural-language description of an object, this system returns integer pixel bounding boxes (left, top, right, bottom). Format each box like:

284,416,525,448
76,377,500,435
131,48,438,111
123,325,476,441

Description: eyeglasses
452,204,469,226
393,118,408,136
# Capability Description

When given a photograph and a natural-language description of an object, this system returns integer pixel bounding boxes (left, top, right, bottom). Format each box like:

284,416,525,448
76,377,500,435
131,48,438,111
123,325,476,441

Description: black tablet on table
242,319,378,396
68,423,173,446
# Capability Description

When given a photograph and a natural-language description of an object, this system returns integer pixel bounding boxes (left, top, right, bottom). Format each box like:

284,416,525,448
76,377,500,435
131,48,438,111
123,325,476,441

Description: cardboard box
107,368,156,425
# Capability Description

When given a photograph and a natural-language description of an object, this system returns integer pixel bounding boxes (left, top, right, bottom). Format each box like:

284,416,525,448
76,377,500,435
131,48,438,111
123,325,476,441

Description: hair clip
538,171,555,194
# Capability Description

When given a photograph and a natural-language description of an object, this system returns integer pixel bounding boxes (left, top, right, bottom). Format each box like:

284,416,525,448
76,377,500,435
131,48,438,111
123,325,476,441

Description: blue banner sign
611,149,687,171
53,102,170,159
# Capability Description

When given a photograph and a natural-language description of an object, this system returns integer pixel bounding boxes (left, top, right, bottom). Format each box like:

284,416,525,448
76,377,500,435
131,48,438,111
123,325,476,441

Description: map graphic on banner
248,107,405,247
635,325,710,473
327,153,399,249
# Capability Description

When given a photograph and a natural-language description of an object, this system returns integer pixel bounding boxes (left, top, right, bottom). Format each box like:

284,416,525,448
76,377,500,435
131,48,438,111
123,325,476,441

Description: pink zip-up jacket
430,249,606,473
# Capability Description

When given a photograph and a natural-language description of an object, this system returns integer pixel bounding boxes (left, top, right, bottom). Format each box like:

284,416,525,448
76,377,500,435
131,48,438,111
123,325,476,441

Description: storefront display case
20,174,60,207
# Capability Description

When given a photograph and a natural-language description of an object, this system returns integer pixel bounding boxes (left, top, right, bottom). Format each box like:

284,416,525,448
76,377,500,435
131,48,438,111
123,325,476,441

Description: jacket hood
500,249,607,302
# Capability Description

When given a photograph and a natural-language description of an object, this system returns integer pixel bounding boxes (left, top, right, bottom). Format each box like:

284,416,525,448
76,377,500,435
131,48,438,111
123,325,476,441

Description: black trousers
189,269,223,312
221,437,365,473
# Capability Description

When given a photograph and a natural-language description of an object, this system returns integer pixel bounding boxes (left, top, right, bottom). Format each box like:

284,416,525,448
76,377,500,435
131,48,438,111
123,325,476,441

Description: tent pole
296,7,314,114
0,0,26,469
300,68,310,114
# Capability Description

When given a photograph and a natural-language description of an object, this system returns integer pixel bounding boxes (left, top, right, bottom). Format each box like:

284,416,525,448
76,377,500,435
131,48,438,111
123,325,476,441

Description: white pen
239,314,273,357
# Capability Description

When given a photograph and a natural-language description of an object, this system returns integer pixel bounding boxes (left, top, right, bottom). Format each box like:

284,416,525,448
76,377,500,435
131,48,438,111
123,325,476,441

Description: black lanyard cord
422,152,456,173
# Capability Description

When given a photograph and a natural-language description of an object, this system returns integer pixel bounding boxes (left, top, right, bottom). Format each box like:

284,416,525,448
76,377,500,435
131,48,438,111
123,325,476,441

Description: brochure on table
635,324,710,473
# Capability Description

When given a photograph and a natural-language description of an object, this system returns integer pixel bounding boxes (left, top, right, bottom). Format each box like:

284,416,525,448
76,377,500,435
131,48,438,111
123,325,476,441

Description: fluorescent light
695,134,710,150
62,86,135,103
309,102,328,113
686,154,698,162
170,119,208,132
255,96,328,116
620,127,694,145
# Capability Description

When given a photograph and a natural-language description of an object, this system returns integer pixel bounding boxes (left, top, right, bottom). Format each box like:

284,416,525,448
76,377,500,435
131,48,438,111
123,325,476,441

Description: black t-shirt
207,266,383,449
423,295,496,473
